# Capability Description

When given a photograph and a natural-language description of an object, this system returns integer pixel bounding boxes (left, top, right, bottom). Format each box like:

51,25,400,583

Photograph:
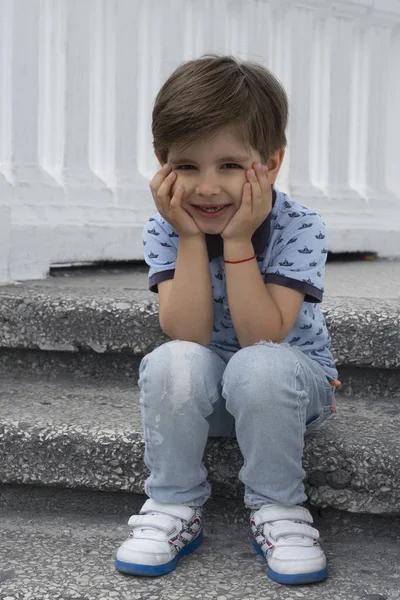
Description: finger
149,163,172,194
155,170,177,204
170,184,184,209
151,172,176,216
255,163,272,213
254,162,270,197
242,181,252,207
247,168,261,208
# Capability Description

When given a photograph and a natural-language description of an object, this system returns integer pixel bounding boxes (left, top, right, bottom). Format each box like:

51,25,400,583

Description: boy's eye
174,163,242,171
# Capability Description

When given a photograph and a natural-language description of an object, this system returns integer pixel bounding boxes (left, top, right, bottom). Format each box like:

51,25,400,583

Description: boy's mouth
193,204,231,218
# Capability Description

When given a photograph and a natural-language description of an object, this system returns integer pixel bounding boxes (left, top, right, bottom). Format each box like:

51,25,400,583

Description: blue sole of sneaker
253,541,328,585
115,530,203,577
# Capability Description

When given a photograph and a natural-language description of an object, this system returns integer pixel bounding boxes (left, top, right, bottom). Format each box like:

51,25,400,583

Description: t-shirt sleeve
264,212,328,303
143,215,178,293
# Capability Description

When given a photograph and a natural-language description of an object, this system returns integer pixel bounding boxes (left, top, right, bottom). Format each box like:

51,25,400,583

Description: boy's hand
150,164,203,239
221,163,272,242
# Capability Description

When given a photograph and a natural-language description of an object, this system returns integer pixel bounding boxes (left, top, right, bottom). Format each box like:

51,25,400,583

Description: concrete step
0,265,399,373
1,347,400,399
1,373,399,514
0,484,399,600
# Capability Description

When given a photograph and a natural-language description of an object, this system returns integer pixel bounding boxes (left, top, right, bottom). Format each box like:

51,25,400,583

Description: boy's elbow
159,319,211,347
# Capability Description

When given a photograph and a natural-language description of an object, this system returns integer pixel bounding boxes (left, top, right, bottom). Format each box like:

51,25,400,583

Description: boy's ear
266,148,285,184
155,151,165,167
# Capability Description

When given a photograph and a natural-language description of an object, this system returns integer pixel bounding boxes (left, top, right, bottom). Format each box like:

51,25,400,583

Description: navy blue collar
206,187,276,260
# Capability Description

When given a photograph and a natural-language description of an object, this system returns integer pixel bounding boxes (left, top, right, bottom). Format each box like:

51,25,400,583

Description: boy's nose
195,180,221,197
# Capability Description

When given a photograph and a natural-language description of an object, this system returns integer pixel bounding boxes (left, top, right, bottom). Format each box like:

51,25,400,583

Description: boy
115,55,338,585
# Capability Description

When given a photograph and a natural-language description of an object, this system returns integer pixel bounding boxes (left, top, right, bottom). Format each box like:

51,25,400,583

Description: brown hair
152,55,289,163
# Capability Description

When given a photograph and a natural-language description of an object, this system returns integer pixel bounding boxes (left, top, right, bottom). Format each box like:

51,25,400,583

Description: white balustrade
0,0,400,283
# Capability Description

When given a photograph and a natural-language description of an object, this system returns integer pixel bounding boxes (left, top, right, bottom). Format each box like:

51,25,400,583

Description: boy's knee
139,340,218,416
140,340,214,398
223,342,298,399
143,340,210,374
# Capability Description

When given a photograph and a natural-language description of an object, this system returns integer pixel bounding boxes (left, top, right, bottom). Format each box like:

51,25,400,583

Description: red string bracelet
223,254,256,264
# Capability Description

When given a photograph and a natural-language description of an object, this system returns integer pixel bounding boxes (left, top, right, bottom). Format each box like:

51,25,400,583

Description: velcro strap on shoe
127,514,174,533
271,522,320,542
252,505,313,528
140,499,195,522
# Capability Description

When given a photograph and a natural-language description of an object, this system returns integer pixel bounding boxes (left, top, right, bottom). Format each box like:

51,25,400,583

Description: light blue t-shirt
143,188,338,381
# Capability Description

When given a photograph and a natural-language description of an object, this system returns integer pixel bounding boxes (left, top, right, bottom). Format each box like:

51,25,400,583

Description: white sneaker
115,499,203,576
250,504,328,584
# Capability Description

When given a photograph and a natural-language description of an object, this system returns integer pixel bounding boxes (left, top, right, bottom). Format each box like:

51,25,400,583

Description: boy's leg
222,342,333,584
115,340,228,577
139,340,227,506
222,341,333,507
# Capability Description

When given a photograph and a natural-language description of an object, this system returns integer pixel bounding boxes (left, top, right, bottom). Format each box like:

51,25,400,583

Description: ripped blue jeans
138,340,334,509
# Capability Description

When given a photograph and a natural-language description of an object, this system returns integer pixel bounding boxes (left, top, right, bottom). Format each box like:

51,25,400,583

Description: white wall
1,0,400,282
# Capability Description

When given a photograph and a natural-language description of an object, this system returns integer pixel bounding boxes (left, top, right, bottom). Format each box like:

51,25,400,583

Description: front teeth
200,206,224,213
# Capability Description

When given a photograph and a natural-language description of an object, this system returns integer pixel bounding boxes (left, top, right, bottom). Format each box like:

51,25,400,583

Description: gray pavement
1,485,400,600
324,260,400,299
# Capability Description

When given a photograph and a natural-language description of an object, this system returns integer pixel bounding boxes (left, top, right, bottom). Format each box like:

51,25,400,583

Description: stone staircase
0,261,400,599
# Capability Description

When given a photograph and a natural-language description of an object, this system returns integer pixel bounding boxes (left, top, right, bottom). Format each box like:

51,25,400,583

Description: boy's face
166,126,266,235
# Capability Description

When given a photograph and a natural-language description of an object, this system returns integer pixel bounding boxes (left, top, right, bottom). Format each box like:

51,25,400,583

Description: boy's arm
224,239,304,347
158,235,214,346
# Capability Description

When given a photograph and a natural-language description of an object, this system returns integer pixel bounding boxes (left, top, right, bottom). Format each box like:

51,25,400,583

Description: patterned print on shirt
279,259,294,267
221,322,234,329
298,223,313,230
